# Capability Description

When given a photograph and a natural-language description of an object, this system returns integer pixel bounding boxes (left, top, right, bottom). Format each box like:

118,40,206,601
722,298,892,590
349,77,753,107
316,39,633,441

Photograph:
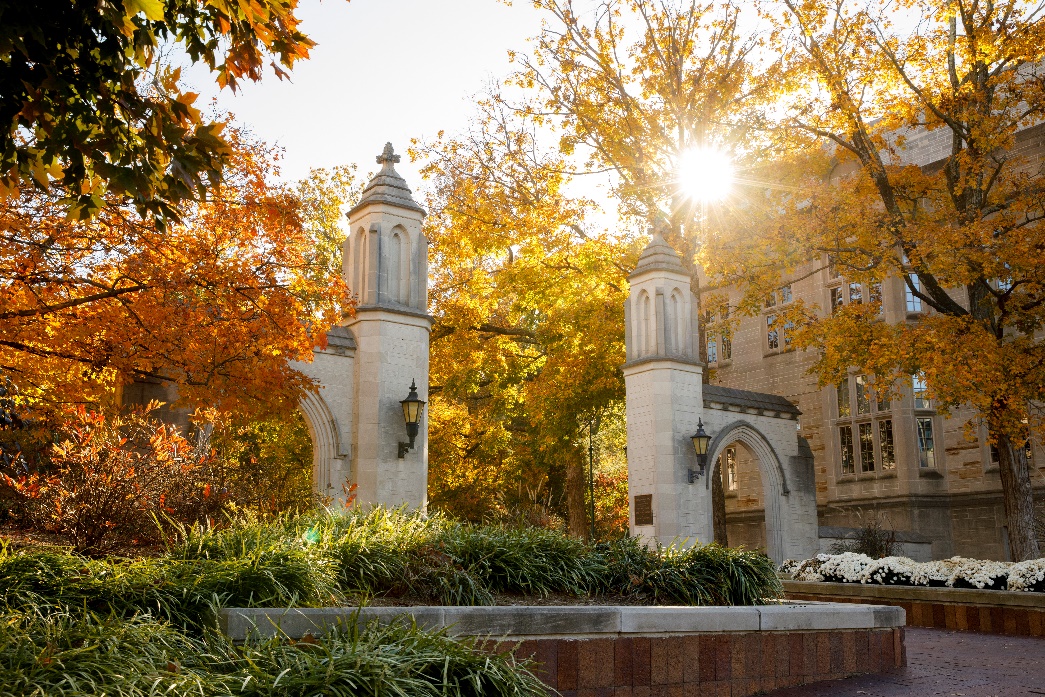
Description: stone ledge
219,602,905,641
783,579,1045,608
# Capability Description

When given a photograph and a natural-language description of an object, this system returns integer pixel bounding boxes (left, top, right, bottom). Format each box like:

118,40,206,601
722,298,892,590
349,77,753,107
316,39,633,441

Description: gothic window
389,231,403,303
876,382,890,411
668,290,682,354
831,287,845,314
991,441,1034,466
839,425,856,474
917,417,936,468
766,314,779,350
836,374,895,476
855,375,871,415
859,422,875,472
879,420,896,470
912,373,931,409
353,229,366,300
640,292,652,356
725,447,737,491
837,381,851,417
906,276,923,313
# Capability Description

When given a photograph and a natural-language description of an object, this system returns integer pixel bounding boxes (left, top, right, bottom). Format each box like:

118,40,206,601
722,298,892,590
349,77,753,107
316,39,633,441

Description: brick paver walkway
766,627,1045,697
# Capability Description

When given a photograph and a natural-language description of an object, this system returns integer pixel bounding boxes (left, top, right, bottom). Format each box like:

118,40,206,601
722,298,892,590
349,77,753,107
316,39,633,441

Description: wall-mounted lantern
689,419,712,483
398,379,425,458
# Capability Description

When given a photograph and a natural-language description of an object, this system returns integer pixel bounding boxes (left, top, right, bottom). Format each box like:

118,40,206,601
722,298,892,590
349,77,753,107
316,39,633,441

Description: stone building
706,126,1045,562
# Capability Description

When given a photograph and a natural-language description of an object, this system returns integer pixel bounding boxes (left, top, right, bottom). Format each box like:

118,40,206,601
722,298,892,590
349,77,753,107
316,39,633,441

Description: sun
677,147,735,203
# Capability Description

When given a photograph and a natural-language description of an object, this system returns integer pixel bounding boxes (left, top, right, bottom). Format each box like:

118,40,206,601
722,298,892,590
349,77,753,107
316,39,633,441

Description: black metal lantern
398,379,426,458
689,419,712,483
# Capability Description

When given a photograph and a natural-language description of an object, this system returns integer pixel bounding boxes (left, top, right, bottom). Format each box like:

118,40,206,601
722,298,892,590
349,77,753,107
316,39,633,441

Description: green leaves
0,0,319,224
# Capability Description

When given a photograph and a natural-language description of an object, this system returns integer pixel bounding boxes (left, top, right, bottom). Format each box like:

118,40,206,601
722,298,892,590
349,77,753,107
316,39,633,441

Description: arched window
388,231,403,303
353,229,366,300
668,290,683,354
640,292,652,355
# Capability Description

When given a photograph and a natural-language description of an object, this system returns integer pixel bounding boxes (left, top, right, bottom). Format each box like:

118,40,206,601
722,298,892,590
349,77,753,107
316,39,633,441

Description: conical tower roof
629,230,686,278
347,142,426,217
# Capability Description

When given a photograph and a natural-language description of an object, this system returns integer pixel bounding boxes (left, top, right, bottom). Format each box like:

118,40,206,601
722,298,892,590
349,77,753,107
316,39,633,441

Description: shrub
829,520,899,559
2,405,223,555
204,410,318,515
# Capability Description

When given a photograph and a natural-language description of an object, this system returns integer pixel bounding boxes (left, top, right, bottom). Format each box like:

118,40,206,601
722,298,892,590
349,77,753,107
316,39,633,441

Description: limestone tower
343,143,430,509
622,230,705,545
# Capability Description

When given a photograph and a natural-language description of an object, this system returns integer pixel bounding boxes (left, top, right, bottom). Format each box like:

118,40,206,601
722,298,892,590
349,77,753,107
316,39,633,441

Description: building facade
707,124,1045,562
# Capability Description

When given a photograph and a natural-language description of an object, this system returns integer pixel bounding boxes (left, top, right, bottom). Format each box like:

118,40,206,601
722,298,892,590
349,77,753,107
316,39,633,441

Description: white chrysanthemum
786,552,1045,592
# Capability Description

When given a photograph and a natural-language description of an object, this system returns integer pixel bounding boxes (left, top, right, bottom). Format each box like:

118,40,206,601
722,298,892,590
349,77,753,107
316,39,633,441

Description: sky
182,0,547,189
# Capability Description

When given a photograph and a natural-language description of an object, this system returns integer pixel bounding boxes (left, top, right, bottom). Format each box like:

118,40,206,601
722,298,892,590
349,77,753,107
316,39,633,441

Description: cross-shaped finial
377,142,401,166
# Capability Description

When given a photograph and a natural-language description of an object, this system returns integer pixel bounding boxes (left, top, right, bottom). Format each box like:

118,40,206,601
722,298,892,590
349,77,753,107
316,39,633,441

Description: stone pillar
623,232,710,546
343,143,431,510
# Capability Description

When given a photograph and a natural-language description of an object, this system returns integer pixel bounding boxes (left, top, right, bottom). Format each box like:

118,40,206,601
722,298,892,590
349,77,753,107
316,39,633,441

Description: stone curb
218,602,905,641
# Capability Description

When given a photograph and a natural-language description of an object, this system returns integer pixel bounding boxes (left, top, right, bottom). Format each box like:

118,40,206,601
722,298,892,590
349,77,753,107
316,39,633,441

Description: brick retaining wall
221,604,908,695
510,627,905,696
784,580,1045,637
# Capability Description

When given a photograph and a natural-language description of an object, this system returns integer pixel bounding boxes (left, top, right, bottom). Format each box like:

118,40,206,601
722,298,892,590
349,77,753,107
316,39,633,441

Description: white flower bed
780,553,1045,592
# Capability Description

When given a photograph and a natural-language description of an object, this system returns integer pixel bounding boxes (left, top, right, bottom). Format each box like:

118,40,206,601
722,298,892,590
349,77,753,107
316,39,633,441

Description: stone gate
622,232,819,563
291,143,430,509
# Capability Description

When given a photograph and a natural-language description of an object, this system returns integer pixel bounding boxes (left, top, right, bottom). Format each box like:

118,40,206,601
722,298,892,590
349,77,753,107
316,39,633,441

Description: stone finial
653,216,672,239
377,142,401,167
347,141,426,218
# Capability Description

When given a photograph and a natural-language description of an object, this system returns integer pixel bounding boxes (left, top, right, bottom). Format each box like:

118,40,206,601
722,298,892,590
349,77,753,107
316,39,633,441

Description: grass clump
0,611,546,697
166,507,782,607
1,508,782,622
0,509,782,695
0,542,338,632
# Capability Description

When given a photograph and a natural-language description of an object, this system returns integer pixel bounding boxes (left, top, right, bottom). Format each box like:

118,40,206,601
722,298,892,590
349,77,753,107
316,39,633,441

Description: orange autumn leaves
0,129,348,420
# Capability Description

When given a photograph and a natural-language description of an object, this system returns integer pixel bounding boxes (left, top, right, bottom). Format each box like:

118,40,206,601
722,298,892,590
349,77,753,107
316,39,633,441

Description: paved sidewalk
766,627,1045,697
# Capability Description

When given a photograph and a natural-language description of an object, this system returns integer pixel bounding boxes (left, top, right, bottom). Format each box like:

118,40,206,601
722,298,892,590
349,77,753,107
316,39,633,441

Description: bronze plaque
633,494,653,526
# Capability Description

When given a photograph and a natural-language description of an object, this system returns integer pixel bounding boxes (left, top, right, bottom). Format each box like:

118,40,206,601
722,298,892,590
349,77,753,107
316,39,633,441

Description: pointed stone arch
298,388,349,500
704,419,790,563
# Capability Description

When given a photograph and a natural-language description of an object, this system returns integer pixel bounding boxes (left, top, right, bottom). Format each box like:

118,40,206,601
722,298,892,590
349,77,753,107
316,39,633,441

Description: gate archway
705,420,791,564
297,389,350,501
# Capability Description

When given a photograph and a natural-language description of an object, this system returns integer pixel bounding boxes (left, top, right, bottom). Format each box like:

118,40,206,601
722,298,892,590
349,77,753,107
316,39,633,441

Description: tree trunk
565,448,589,539
711,457,729,546
995,431,1041,561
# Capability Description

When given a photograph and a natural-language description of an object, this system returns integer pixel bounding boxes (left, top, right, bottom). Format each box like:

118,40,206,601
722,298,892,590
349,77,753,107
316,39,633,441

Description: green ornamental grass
0,509,782,695
0,611,546,697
